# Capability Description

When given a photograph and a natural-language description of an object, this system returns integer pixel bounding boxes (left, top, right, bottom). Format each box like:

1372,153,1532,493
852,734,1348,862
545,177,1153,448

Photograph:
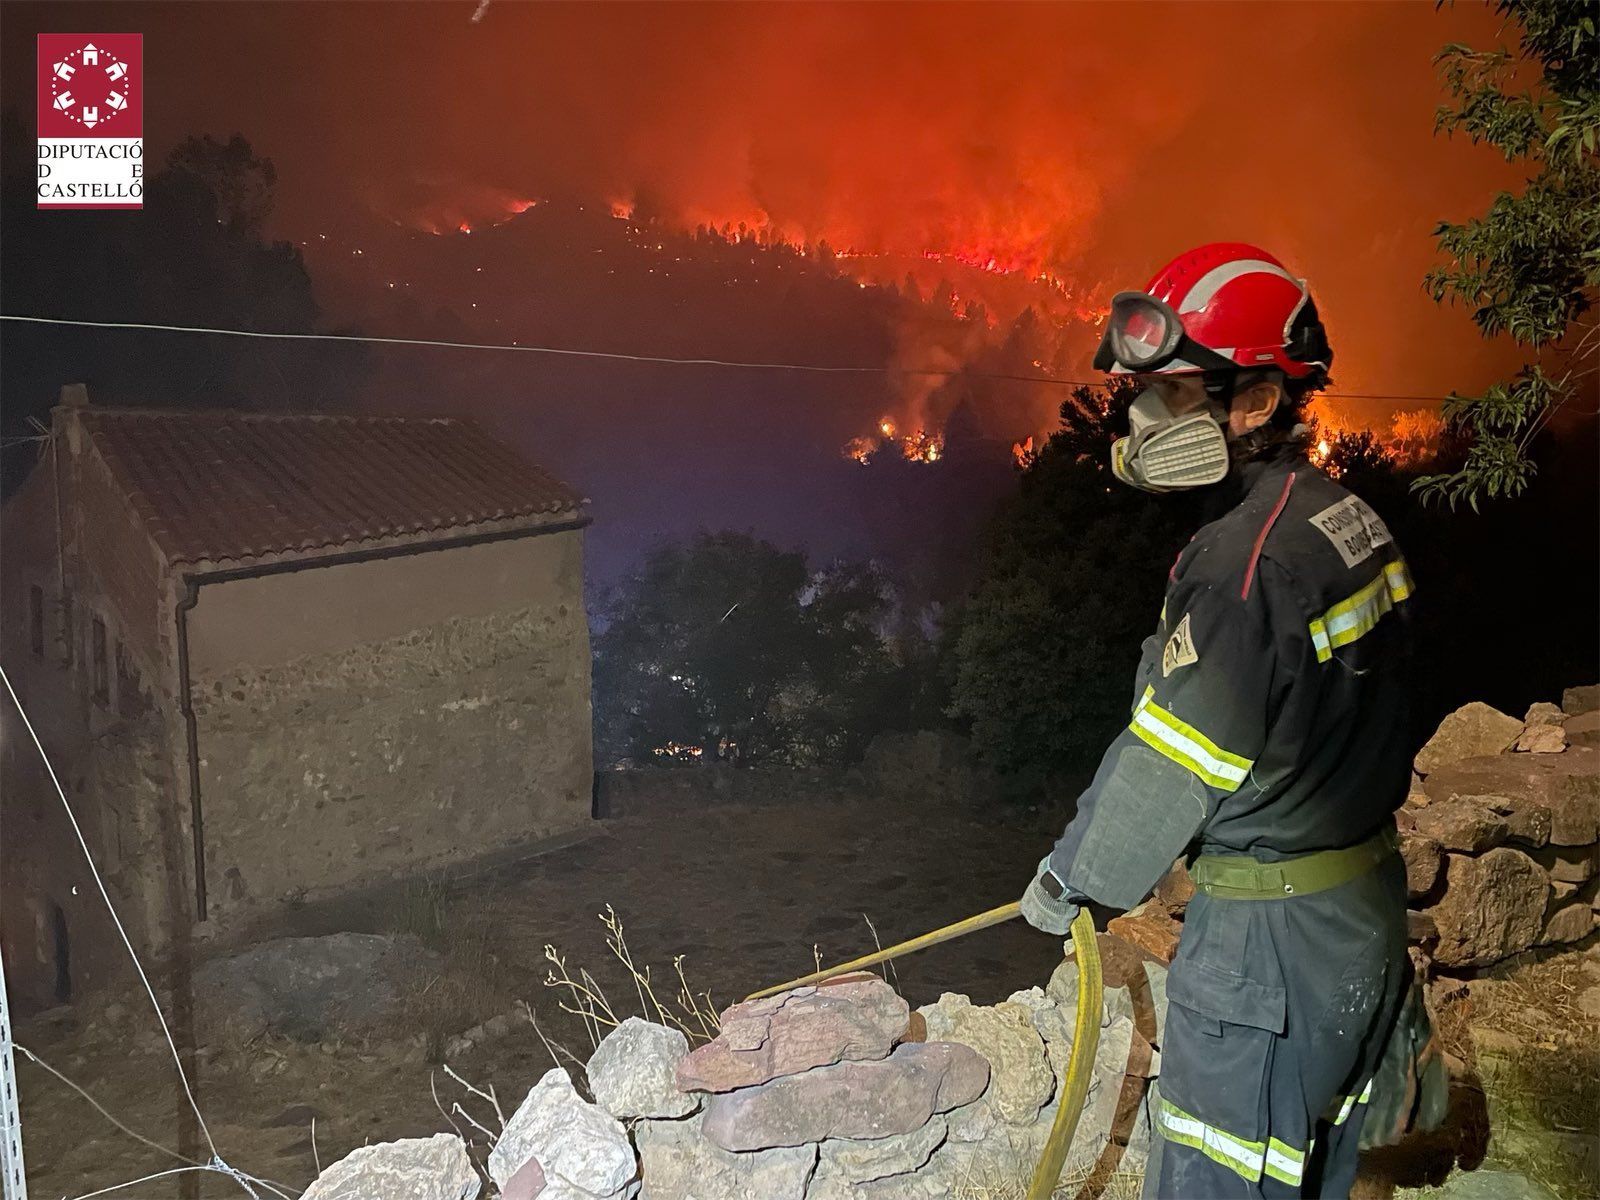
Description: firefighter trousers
1141,854,1409,1199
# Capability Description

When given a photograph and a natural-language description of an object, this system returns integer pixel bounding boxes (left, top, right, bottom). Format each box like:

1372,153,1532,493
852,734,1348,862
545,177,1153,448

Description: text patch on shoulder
1162,612,1199,677
1308,496,1392,568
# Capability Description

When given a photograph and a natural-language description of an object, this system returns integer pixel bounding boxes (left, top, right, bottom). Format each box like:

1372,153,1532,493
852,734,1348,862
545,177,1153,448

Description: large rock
1516,723,1568,754
197,932,436,1042
300,1134,478,1200
1566,709,1600,748
1430,849,1551,968
1530,842,1598,883
1539,900,1598,946
1415,703,1523,775
676,976,908,1093
1410,798,1509,853
1107,904,1182,964
634,1111,816,1200
1142,961,1170,1049
589,1018,697,1120
807,1115,949,1198
1483,796,1554,847
489,1069,636,1200
699,1040,988,1151
916,993,1052,1125
1524,702,1565,727
1420,747,1598,845
1152,862,1196,912
1001,986,1076,1084
1562,685,1599,716
1400,832,1444,899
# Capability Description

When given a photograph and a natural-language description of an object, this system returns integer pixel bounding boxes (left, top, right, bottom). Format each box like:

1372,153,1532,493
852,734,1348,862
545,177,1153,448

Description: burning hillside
844,419,945,466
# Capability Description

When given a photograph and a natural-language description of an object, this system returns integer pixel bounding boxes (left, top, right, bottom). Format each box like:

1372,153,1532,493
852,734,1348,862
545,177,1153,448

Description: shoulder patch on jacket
1308,496,1392,568
1162,612,1199,676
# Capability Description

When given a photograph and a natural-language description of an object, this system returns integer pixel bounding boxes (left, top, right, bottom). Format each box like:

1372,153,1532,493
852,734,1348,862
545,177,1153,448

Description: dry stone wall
1402,688,1599,973
297,953,1169,1199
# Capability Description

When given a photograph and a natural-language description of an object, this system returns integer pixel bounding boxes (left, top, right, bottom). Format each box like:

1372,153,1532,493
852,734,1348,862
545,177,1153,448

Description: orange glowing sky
2,1,1529,407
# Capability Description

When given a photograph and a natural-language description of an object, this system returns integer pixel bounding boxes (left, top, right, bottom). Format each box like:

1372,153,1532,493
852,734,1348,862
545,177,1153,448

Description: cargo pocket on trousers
1155,959,1287,1185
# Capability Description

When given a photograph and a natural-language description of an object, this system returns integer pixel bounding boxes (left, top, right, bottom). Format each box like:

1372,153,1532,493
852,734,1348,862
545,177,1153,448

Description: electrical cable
0,314,1456,403
0,667,296,1200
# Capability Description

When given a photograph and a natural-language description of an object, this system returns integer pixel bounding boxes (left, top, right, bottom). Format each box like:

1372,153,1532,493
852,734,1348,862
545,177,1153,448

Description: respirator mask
1110,387,1232,493
1095,291,1240,493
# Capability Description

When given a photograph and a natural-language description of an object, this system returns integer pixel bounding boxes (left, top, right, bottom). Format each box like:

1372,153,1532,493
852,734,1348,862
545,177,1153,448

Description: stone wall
301,945,1170,1200
191,602,593,932
1401,687,1599,974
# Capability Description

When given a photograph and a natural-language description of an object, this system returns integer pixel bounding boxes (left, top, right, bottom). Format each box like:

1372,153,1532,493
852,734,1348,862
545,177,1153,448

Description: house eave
163,509,592,582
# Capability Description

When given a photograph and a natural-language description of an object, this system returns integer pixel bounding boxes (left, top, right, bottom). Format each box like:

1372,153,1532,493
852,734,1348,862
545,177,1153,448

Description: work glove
1020,856,1080,936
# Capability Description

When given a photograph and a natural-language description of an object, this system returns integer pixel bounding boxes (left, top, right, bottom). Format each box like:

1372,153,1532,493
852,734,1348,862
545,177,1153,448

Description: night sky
1,1,1532,582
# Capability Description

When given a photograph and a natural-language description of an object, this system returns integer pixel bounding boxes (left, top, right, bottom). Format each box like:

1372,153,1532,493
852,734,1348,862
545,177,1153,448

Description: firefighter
1019,243,1415,1198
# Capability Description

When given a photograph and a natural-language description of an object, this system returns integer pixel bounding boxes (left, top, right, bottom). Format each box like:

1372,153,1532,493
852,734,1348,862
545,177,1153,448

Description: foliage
1418,1,1599,508
593,532,931,766
945,381,1195,799
0,120,364,492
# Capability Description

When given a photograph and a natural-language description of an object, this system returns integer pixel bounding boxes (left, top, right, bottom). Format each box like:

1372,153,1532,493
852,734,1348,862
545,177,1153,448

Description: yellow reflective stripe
1131,687,1254,792
1384,558,1414,602
1264,1136,1308,1186
1327,1077,1373,1126
1309,557,1415,664
1156,1098,1266,1182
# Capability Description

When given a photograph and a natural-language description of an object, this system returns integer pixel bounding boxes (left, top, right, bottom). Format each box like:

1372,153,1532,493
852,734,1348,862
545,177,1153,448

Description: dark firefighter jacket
1048,450,1415,910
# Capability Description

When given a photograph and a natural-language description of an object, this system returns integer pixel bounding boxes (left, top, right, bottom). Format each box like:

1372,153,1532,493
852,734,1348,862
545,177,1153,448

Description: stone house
1,387,593,1009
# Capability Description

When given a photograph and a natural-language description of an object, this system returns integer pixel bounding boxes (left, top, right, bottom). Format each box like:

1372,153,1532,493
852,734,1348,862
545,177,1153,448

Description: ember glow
841,426,945,466
41,0,1528,462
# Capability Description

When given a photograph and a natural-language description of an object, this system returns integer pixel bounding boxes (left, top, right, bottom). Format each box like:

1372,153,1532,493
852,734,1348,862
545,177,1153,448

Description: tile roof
76,408,586,569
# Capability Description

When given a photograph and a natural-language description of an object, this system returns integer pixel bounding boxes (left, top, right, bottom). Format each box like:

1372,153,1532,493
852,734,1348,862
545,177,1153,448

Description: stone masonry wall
1400,687,1599,973
191,602,593,931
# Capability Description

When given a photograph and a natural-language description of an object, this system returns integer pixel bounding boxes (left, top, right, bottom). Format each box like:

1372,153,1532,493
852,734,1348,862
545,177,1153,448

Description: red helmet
1093,242,1332,380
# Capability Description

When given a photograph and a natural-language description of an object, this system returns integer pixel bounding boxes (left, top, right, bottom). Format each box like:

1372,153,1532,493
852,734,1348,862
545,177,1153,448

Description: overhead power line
0,314,1454,403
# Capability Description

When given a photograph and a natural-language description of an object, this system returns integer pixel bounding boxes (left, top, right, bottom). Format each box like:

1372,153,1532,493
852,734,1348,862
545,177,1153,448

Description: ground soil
17,794,1598,1200
18,794,1071,1198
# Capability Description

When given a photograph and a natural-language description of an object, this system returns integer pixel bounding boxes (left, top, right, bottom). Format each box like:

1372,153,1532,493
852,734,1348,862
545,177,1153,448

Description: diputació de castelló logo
37,34,144,210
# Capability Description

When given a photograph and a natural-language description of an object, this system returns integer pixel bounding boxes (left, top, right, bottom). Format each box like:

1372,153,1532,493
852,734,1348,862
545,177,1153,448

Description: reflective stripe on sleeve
1309,557,1415,663
1130,686,1254,792
1156,1097,1267,1182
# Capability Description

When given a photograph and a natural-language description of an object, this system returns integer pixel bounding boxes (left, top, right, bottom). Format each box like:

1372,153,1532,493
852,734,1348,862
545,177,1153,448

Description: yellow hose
745,901,1023,1001
1026,906,1103,1199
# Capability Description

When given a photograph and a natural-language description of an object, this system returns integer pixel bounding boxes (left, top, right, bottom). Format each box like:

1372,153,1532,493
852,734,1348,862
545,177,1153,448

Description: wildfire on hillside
842,419,945,466
404,188,539,236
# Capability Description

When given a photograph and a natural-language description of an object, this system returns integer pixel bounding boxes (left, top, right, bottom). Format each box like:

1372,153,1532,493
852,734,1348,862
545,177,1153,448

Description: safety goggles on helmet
1093,292,1240,376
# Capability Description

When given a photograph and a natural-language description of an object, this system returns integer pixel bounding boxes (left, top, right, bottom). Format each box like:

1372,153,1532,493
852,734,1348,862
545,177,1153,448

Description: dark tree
1418,0,1600,507
1,118,363,491
593,533,929,767
946,380,1196,800
595,534,934,771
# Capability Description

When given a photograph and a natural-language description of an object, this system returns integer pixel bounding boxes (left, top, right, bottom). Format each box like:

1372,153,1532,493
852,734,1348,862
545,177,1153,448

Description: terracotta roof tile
77,409,585,568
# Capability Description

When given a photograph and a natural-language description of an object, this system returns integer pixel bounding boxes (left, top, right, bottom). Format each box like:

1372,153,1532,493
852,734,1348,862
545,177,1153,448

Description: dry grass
949,1165,1144,1200
541,905,722,1053
388,877,518,1059
1421,952,1600,1200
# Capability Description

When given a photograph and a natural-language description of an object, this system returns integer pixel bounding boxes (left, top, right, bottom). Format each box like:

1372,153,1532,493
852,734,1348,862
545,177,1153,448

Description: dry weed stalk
542,905,720,1050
